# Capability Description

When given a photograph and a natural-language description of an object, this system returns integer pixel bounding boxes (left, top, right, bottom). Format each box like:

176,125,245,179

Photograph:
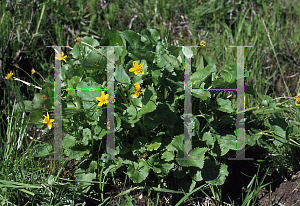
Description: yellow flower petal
76,37,81,43
5,71,13,80
133,82,142,98
55,52,67,62
129,61,144,75
200,40,206,47
96,91,108,106
42,112,54,130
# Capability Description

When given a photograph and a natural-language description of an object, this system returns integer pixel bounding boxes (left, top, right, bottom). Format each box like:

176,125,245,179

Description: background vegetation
0,0,300,205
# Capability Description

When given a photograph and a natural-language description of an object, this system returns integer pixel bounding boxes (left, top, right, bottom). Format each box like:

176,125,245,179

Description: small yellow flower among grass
55,52,67,62
199,40,206,47
129,61,145,75
133,82,142,98
295,93,300,106
31,68,35,75
5,71,13,80
42,112,54,130
96,91,108,106
76,37,81,48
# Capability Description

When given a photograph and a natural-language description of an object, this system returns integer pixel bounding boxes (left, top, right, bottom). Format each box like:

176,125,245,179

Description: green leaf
203,55,216,67
129,50,155,62
82,48,107,71
82,128,92,146
122,30,145,50
220,63,237,83
212,78,237,89
32,93,43,110
32,144,52,157
23,100,33,112
67,76,81,97
126,161,150,183
161,151,175,162
93,125,106,140
202,131,215,148
163,53,180,69
191,89,211,100
70,36,100,59
30,109,43,124
142,29,161,44
115,64,131,85
62,133,76,149
105,29,127,63
121,105,140,124
77,80,103,102
217,134,238,155
155,55,167,68
74,168,96,187
217,98,234,113
155,41,165,56
64,146,90,160
202,158,228,185
145,142,161,151
176,147,208,168
192,65,217,87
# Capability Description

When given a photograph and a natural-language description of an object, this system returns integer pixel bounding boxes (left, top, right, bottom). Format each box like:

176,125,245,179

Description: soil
256,176,300,206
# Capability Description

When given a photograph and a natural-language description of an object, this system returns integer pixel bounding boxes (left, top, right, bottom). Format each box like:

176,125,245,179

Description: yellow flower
129,61,145,75
5,71,13,80
133,82,142,98
199,40,206,47
55,52,67,62
42,112,54,130
295,93,300,106
31,68,35,75
104,121,111,130
96,91,108,106
76,37,81,48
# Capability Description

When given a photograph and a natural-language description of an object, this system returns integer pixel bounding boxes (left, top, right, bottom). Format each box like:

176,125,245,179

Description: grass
0,0,300,205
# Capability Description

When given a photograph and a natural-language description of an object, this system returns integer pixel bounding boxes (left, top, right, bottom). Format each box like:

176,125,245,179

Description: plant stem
13,77,42,90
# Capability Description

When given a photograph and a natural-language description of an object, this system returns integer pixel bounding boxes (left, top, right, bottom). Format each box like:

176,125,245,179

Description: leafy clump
22,29,256,193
